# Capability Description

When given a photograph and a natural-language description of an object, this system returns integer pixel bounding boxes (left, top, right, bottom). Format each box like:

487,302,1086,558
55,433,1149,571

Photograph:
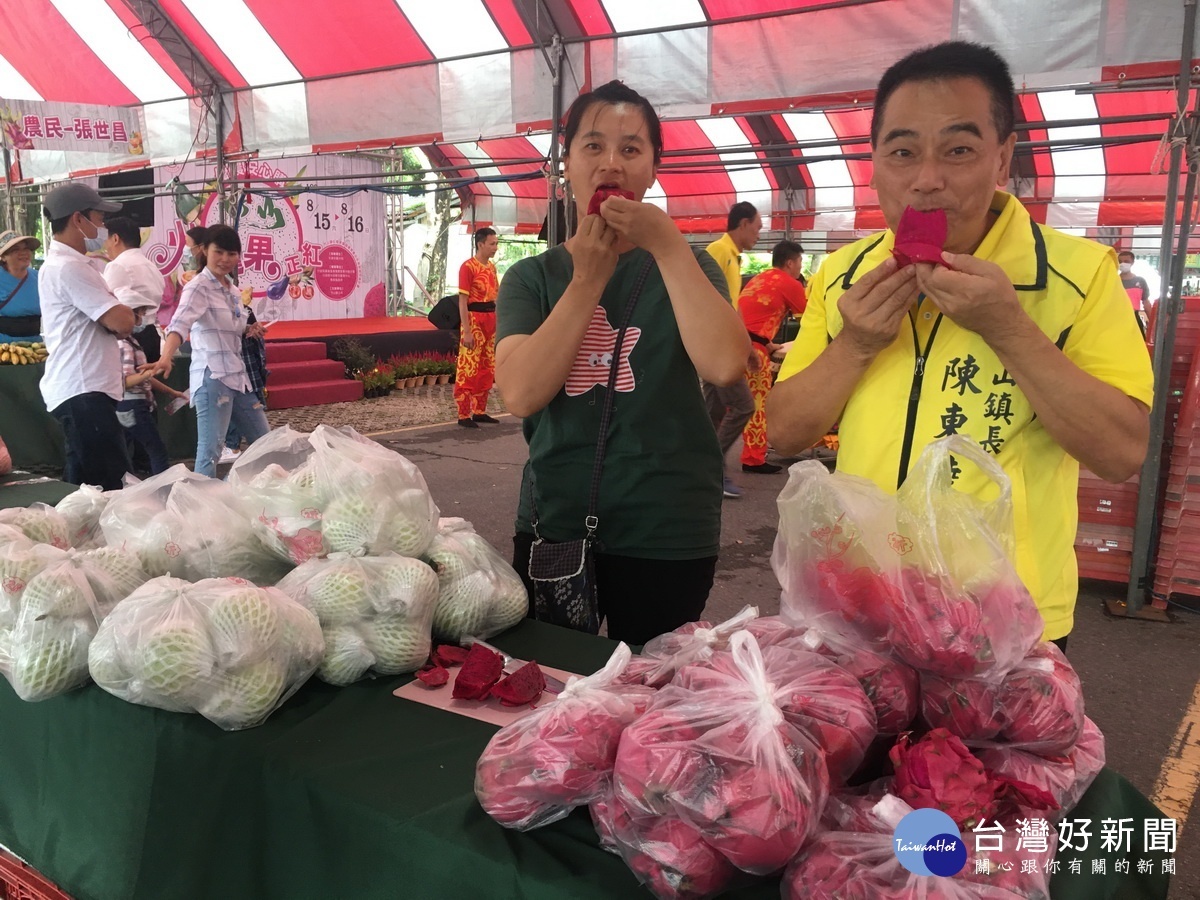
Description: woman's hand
597,197,685,259
570,214,619,288
244,322,266,340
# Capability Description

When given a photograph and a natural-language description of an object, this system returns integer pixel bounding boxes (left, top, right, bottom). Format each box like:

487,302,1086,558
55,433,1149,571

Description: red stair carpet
265,341,363,409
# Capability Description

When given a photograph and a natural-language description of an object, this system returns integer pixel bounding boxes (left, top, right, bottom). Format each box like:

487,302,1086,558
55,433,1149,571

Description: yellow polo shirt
705,232,743,305
779,192,1153,639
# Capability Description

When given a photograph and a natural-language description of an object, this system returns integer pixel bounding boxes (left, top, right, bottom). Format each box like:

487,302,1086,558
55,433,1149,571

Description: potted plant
357,366,396,399
436,351,455,384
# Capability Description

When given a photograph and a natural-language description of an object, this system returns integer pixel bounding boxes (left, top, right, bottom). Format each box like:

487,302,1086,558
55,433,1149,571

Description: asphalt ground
360,411,1200,900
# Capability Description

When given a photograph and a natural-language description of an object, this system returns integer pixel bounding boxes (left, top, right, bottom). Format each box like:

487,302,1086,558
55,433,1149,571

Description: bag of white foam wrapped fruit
228,425,440,565
99,465,291,585
0,541,147,701
423,518,528,643
54,484,111,549
276,554,441,685
89,576,324,730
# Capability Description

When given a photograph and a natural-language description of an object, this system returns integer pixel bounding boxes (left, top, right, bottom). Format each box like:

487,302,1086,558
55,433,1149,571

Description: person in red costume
455,227,501,427
738,240,808,473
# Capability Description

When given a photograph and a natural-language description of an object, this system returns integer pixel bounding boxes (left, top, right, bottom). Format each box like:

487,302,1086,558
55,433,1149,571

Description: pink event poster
142,154,385,321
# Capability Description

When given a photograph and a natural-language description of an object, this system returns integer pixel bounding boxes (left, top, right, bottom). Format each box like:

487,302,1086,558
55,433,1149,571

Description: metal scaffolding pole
1124,0,1200,615
546,34,565,248
214,89,227,225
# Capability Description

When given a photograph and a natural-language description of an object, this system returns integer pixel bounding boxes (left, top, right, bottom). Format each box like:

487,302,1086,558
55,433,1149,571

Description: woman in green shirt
495,81,750,644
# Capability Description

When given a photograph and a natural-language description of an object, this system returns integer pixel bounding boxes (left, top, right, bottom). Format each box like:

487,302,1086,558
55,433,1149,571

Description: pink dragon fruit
889,729,997,830
919,671,1006,741
996,642,1085,755
618,812,740,900
889,568,992,678
977,716,1105,814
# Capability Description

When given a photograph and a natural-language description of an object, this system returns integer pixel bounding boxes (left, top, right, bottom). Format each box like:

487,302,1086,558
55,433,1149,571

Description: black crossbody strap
583,256,655,535
0,273,29,314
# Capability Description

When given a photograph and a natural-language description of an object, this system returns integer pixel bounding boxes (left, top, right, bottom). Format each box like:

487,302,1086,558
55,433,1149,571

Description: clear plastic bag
475,643,656,830
100,465,290,585
424,518,528,642
977,717,1105,815
749,615,919,736
772,461,906,644
88,575,324,729
618,606,759,688
921,642,1085,756
54,485,110,549
673,640,876,784
891,437,1044,679
0,544,147,701
276,553,440,685
230,425,440,564
612,632,830,876
0,503,70,550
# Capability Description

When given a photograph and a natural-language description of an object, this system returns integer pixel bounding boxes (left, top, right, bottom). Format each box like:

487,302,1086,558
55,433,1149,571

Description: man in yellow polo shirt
704,202,762,498
767,41,1153,649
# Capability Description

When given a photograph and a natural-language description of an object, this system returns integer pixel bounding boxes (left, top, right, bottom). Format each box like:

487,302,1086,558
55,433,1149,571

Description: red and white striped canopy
0,0,1194,242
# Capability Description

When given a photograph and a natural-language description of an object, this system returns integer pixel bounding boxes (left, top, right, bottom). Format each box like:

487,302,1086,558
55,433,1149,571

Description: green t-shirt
496,246,727,560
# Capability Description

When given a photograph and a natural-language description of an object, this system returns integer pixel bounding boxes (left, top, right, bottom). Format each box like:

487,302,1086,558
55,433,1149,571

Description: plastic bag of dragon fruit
772,460,906,645
617,605,758,688
611,632,830,879
920,641,1085,756
889,436,1044,680
475,642,655,830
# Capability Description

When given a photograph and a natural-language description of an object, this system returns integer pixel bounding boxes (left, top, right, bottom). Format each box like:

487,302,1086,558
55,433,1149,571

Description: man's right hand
570,214,619,289
836,257,920,359
461,329,475,350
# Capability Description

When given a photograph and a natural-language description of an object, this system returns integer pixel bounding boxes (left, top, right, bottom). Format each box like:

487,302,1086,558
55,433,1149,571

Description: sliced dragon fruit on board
451,641,504,700
489,660,547,707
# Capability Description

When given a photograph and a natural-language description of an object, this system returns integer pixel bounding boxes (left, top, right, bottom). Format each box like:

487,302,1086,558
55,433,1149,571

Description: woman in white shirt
150,224,269,477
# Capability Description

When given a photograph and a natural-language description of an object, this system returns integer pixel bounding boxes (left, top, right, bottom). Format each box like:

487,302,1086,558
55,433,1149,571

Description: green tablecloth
0,360,196,470
0,475,75,509
0,619,1171,900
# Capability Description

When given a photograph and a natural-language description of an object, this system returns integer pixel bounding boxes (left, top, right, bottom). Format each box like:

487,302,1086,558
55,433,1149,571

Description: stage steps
264,341,362,409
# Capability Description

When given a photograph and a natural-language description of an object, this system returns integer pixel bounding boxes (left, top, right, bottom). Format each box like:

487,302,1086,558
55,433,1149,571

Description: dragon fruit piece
586,187,635,216
835,646,919,734
889,728,996,830
919,671,1005,741
890,568,991,678
892,206,948,267
415,664,449,687
432,644,471,667
451,641,504,700
620,814,739,900
590,792,634,855
489,660,546,707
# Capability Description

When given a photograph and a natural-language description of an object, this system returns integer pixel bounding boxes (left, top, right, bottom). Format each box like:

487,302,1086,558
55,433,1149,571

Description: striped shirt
564,305,641,397
119,337,153,406
167,268,251,401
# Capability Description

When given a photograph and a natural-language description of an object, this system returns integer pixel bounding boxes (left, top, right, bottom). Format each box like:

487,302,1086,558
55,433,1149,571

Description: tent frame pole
546,34,565,248
1125,0,1199,613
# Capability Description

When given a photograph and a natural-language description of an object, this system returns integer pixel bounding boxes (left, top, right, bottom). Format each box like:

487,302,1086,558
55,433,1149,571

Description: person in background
738,240,808,474
1117,250,1152,313
37,183,134,491
0,230,42,345
147,224,269,477
102,216,167,363
158,225,208,334
0,433,10,476
220,287,269,464
496,80,749,644
117,306,187,476
703,202,761,498
455,227,501,428
767,41,1154,650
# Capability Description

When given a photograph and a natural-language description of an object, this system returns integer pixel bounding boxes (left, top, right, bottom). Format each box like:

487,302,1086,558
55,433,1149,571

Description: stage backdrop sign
143,154,385,322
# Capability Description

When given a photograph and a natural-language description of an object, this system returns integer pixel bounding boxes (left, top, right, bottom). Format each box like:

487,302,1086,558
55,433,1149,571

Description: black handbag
527,257,654,633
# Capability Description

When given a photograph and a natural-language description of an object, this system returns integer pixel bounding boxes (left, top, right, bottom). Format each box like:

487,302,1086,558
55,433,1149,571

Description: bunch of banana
0,341,47,365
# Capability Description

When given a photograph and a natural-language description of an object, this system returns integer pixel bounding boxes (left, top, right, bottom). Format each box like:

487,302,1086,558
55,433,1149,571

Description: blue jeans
193,369,270,477
116,398,169,475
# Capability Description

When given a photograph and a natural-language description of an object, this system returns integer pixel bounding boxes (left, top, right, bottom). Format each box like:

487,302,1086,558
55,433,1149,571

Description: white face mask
1118,262,1132,274
76,217,107,252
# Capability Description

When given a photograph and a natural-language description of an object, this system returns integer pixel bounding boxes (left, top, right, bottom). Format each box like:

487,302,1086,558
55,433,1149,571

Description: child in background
117,315,188,475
